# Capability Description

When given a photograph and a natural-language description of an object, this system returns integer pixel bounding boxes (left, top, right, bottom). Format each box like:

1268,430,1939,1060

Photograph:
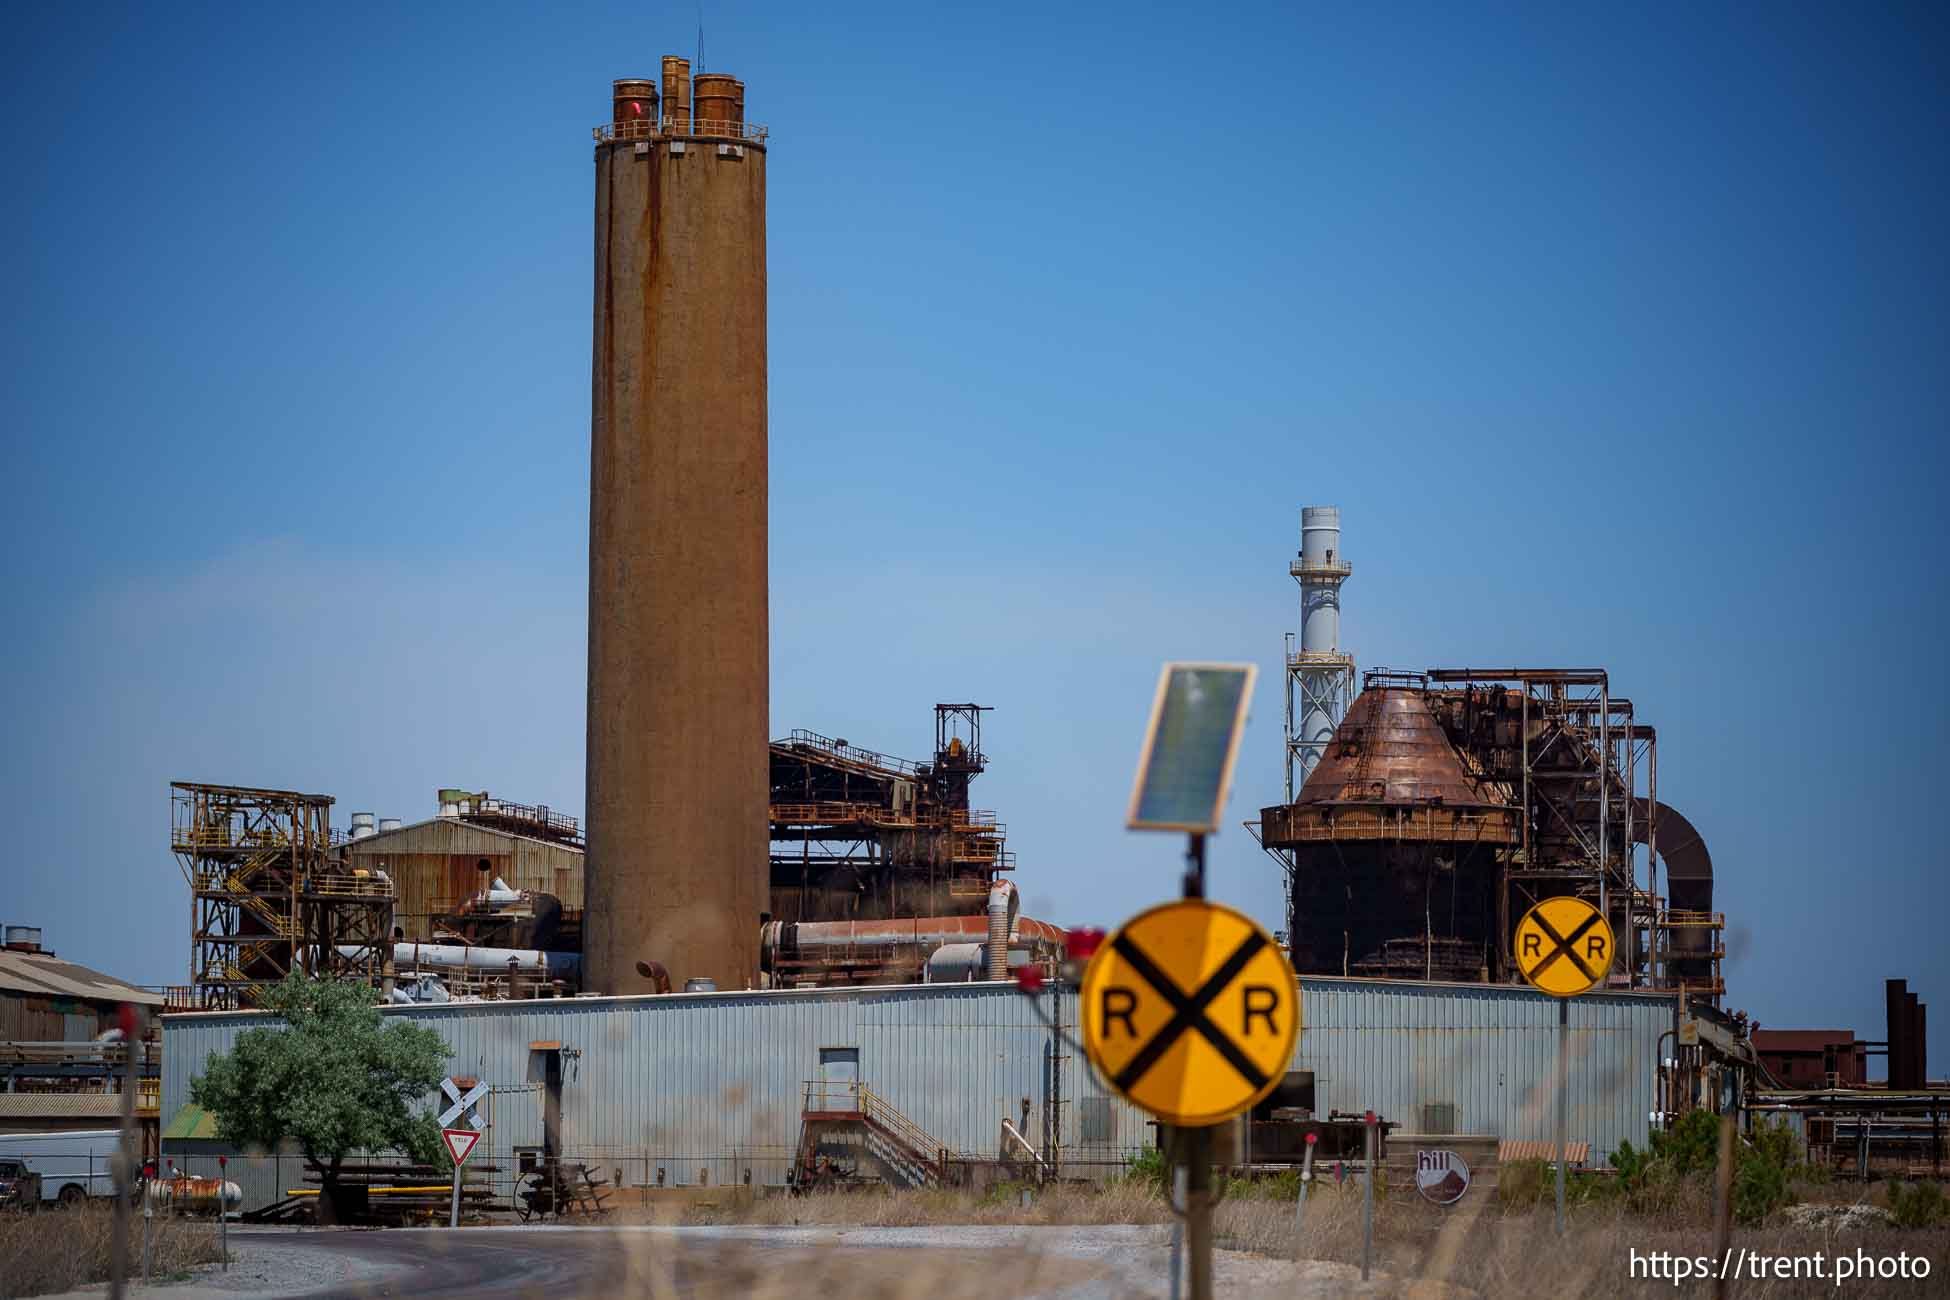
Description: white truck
0,1129,126,1204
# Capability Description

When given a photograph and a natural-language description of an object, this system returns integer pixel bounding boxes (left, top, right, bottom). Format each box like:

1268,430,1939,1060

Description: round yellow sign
1513,896,1616,997
1080,899,1300,1127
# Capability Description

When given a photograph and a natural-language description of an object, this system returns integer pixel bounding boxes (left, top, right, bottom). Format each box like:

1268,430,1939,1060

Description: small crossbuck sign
1080,899,1300,1126
1514,896,1615,997
441,1127,481,1167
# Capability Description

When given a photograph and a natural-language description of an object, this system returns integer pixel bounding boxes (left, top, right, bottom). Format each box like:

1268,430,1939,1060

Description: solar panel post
1183,833,1206,900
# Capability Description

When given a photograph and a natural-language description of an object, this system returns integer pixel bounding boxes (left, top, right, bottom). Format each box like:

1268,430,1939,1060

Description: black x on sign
1080,900,1300,1126
1514,897,1616,997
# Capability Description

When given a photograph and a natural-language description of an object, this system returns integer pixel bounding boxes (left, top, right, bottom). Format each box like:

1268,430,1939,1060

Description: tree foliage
1609,1110,1798,1224
189,975,450,1189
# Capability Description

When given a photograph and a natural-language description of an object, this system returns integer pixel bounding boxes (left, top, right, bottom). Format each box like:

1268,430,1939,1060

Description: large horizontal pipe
761,914,1065,956
338,943,580,976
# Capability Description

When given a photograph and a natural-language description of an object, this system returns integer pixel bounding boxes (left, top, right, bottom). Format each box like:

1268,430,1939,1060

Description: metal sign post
1513,896,1616,1237
442,1128,482,1228
1361,1112,1376,1281
1556,998,1569,1233
109,1003,142,1300
1296,1130,1316,1240
438,1076,488,1230
1169,1158,1186,1300
1100,661,1276,1300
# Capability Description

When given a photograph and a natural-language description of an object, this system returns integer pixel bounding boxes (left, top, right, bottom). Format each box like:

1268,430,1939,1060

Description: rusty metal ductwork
633,959,673,994
987,880,1019,980
760,912,1062,988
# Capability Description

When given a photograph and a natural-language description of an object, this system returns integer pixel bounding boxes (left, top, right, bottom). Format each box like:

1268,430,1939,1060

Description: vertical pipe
1598,679,1609,929
1521,690,1531,866
1624,727,1635,986
1555,998,1568,1234
1648,740,1659,983
1361,1113,1376,1279
1283,631,1296,804
1887,980,1908,1088
660,55,692,134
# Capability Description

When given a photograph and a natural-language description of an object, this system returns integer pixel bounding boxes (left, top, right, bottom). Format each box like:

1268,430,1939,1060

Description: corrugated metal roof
0,951,164,1006
0,1093,150,1121
1497,1139,1592,1165
341,817,584,856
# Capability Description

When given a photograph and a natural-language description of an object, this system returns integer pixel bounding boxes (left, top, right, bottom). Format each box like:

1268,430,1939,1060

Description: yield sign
442,1127,481,1166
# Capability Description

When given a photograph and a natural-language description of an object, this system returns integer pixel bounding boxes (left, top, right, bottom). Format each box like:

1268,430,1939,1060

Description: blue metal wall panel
162,977,1671,1209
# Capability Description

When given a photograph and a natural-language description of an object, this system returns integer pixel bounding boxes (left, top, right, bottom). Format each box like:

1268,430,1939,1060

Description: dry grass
656,1178,1950,1298
0,1204,225,1299
667,1179,1172,1229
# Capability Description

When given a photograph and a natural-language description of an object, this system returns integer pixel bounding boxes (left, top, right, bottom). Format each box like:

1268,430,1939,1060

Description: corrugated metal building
161,977,1673,1212
339,818,583,942
1,942,165,1041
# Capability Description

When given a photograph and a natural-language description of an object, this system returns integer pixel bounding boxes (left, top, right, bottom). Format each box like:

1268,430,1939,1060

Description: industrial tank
585,61,769,994
1261,683,1520,981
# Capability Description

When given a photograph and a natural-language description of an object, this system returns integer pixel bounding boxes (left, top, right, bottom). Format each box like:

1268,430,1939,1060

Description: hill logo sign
1415,1149,1472,1205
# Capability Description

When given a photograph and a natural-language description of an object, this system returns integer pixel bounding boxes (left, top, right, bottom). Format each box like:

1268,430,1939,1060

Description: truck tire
58,1183,86,1207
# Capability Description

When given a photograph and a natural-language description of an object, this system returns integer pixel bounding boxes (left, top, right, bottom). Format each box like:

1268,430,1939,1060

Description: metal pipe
1361,1113,1375,1280
926,943,986,983
340,943,578,976
987,880,1018,980
1555,998,1568,1234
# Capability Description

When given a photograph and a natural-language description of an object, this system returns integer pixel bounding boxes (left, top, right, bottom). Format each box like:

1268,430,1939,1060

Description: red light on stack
1064,927,1106,961
1015,966,1046,994
1304,1131,1318,1146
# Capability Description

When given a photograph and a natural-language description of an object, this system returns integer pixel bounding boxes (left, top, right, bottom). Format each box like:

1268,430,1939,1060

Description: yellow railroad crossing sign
1514,896,1615,997
1080,899,1300,1126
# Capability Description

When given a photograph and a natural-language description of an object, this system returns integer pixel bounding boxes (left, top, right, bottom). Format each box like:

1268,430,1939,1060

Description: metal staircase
794,1081,951,1190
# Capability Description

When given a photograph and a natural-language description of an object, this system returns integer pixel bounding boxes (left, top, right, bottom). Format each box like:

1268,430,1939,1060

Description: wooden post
1711,1111,1736,1300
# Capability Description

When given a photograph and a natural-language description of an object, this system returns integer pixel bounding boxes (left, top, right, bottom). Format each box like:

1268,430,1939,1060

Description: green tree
189,975,450,1220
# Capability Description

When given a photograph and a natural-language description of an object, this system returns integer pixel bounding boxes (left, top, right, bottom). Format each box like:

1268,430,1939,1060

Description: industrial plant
0,60,1927,1230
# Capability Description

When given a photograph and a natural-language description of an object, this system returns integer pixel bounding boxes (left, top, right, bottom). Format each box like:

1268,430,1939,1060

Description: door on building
818,1046,860,1107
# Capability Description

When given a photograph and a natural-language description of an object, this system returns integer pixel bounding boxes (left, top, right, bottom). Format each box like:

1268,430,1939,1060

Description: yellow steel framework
172,782,395,1009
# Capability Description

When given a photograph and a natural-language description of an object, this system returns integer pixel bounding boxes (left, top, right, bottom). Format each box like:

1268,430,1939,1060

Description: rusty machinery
769,704,1014,925
1259,669,1723,997
171,782,394,1010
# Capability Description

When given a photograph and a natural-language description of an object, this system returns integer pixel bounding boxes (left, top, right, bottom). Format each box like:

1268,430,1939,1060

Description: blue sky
4,3,1945,1071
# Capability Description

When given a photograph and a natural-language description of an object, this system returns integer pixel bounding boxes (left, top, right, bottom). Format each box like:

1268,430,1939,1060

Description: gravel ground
31,1229,388,1300
30,1223,1454,1299
476,1224,1449,1299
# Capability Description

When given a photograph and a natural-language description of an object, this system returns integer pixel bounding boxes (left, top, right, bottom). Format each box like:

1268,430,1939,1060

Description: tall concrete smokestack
1284,506,1354,799
585,70,768,994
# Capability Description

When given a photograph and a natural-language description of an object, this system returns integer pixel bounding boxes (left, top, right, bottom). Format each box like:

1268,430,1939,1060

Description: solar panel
1127,662,1257,833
